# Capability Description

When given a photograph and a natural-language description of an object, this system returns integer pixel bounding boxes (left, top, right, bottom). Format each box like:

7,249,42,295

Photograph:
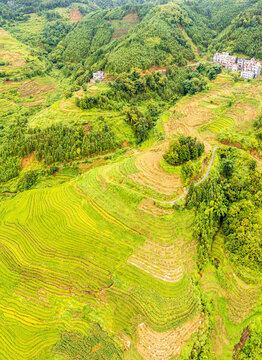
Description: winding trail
251,155,262,164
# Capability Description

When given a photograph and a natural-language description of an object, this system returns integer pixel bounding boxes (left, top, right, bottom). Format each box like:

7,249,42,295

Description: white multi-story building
240,70,255,80
213,52,237,69
213,52,261,80
242,58,261,77
232,64,239,72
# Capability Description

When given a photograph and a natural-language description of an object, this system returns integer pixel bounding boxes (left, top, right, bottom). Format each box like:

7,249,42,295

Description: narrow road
251,154,262,164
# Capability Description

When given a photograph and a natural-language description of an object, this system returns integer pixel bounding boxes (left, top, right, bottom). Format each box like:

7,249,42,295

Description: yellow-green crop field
0,28,58,124
0,68,262,360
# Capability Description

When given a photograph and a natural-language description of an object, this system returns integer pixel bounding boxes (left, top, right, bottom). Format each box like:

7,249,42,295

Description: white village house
92,71,105,81
213,52,261,80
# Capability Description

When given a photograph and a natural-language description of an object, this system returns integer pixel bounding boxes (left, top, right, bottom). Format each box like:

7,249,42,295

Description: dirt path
251,154,262,164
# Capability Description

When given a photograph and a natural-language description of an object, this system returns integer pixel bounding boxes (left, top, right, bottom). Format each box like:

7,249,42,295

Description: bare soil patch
0,28,8,36
21,152,36,168
136,313,202,360
18,80,55,97
110,12,140,40
129,147,181,195
83,122,92,134
2,52,26,66
128,238,196,282
70,8,83,22
3,80,13,85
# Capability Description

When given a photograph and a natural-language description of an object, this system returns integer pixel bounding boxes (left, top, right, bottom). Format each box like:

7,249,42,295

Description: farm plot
106,264,200,333
129,147,182,196
135,312,202,360
0,28,42,75
167,74,262,147
128,238,196,283
2,73,261,359
0,182,143,359
79,163,194,244
201,233,262,358
0,159,200,358
0,28,57,118
202,115,235,134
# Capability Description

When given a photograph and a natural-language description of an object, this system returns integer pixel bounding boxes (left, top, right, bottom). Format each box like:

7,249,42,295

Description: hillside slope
0,74,261,360
211,0,262,59
190,0,260,31
54,2,209,73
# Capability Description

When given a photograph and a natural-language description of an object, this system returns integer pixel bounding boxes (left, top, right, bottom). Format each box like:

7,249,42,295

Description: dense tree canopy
164,135,205,166
186,147,262,271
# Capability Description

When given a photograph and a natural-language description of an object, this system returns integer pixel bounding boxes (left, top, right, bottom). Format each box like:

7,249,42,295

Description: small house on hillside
93,71,104,81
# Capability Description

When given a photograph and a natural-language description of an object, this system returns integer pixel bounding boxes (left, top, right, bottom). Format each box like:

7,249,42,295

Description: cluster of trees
74,65,219,143
53,325,123,359
75,94,110,110
51,2,196,74
254,115,262,141
186,147,262,270
193,0,259,31
41,21,72,53
164,135,205,166
0,116,118,183
123,105,159,142
239,320,262,359
75,64,220,112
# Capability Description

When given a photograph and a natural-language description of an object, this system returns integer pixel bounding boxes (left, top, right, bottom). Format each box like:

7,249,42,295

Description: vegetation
212,0,262,59
0,1,262,359
239,319,262,359
164,135,205,166
186,147,262,271
54,325,123,359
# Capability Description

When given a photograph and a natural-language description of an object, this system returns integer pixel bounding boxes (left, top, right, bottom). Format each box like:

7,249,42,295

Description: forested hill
210,0,262,59
0,0,159,22
1,0,262,72
189,0,260,31
52,2,214,73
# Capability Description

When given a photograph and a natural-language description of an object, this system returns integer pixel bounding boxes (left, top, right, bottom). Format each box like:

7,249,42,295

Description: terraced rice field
136,312,203,360
0,158,201,358
1,73,262,359
0,28,57,121
168,74,262,144
203,115,235,134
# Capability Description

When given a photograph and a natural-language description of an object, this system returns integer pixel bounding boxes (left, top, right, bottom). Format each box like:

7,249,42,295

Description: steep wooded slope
211,0,262,59
54,2,213,73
